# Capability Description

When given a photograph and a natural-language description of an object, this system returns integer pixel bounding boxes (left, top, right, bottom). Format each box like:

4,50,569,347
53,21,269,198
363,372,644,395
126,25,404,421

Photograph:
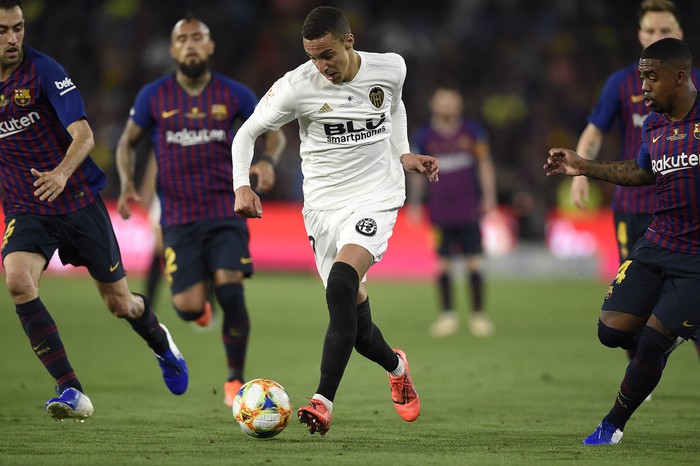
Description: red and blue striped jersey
0,47,105,215
130,72,258,227
637,96,700,254
588,64,700,214
412,120,488,225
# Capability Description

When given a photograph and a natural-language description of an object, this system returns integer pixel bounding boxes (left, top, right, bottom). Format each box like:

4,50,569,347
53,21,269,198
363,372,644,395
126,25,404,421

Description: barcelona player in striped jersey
571,0,700,381
409,85,497,339
0,0,188,421
545,38,700,445
116,15,285,408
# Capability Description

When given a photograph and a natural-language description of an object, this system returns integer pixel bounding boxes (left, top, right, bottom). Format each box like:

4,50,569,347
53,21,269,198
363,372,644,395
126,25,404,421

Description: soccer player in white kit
232,6,439,436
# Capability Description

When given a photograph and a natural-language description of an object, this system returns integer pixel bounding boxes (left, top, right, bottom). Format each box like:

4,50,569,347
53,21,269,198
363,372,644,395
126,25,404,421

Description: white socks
389,353,405,377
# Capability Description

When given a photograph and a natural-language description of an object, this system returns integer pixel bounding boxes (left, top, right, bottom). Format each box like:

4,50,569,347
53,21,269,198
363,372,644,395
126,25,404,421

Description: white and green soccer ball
232,378,292,439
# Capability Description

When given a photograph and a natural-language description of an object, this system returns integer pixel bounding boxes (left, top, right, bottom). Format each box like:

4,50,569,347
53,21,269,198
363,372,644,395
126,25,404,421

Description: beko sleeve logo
54,77,76,96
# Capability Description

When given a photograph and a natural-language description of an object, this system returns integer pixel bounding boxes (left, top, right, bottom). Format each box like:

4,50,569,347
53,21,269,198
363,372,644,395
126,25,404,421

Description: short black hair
301,6,350,41
641,37,691,71
0,0,22,9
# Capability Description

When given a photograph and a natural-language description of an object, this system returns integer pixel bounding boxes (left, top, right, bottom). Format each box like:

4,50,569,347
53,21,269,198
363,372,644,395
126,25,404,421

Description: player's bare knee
597,319,637,349
5,273,36,302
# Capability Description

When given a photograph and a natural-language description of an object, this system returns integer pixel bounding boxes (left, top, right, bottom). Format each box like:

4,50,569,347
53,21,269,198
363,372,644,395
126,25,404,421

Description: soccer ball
232,379,292,438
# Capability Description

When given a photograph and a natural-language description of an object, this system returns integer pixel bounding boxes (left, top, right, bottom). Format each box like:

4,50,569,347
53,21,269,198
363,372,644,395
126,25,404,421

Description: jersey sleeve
232,82,259,121
231,76,297,190
129,84,156,130
473,122,491,158
390,54,407,115
390,100,410,156
254,76,298,129
36,55,87,128
388,54,409,156
588,72,622,133
411,126,428,154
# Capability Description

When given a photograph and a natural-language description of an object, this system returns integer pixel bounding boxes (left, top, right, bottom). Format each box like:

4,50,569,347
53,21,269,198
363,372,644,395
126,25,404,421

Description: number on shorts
615,259,632,284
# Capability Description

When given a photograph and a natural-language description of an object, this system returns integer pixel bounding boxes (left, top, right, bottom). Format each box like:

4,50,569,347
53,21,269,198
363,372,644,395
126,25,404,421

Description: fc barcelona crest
368,86,384,109
694,123,700,140
14,88,31,106
211,104,228,121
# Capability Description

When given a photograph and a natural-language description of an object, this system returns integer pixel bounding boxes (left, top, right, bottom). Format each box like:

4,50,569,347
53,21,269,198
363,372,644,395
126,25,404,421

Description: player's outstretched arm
545,147,655,186
400,153,439,182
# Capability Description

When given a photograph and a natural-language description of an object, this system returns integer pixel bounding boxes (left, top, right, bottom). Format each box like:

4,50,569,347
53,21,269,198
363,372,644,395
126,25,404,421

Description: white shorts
303,206,398,287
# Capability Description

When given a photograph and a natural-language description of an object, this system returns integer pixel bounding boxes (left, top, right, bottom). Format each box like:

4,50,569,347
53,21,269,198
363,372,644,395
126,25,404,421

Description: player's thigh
1,213,58,277
337,209,398,266
303,209,339,288
204,219,253,278
601,258,661,322
455,222,482,256
653,276,700,339
57,199,126,283
304,207,398,286
162,223,207,294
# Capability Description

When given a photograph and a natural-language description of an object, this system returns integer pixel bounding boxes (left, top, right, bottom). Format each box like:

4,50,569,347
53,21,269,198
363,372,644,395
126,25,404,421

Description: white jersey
232,51,411,211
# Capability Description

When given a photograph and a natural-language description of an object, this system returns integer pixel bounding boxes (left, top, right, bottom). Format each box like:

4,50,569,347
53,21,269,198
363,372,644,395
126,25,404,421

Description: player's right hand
234,186,263,218
543,148,585,177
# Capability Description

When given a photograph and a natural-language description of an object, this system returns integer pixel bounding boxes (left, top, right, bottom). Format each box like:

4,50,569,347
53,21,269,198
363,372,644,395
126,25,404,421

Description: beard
178,60,208,78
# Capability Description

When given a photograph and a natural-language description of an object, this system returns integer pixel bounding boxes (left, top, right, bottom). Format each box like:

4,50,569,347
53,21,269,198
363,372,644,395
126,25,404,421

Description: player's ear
345,33,354,49
676,69,687,87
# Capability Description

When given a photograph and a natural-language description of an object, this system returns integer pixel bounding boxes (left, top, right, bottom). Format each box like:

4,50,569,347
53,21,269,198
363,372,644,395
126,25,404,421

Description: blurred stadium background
6,0,700,280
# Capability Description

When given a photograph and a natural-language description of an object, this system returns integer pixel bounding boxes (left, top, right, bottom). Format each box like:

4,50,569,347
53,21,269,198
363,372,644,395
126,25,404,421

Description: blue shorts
1,196,125,283
613,211,653,262
434,222,482,257
162,218,253,294
601,237,700,339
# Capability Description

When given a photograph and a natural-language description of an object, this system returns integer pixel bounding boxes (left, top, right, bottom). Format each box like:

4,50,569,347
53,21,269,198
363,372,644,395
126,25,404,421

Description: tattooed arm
544,147,655,186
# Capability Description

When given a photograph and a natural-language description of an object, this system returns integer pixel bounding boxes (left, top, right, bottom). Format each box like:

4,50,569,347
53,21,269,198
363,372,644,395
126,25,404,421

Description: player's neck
0,50,22,82
665,87,698,122
344,51,361,82
431,115,461,135
175,71,211,96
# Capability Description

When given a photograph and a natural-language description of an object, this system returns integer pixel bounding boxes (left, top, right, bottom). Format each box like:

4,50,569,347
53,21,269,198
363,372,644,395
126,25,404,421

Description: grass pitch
0,273,698,465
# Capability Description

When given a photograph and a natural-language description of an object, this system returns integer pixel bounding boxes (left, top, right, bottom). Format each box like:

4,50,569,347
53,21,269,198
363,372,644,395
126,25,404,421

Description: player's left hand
250,160,276,193
31,167,67,202
400,153,439,182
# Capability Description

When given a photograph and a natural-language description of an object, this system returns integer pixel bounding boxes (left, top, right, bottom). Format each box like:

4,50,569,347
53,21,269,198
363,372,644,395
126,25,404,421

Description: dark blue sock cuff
641,326,675,353
16,297,44,315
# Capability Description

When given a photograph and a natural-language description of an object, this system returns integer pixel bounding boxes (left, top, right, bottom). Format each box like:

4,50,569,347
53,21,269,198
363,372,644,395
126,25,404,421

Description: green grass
0,273,699,465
